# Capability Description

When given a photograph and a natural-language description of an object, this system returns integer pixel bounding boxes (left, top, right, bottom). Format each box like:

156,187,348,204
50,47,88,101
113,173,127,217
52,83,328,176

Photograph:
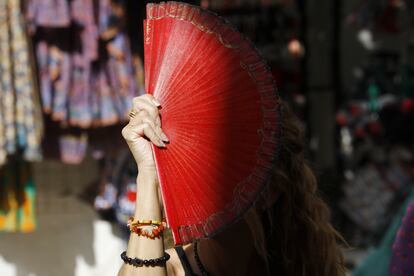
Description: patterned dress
0,0,43,167
27,0,139,129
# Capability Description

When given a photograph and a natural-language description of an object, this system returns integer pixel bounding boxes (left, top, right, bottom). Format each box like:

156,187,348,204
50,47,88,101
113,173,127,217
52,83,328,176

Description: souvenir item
0,0,42,166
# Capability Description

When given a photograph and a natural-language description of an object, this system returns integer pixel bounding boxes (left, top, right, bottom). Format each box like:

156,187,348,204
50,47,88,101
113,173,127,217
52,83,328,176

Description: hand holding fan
144,1,280,245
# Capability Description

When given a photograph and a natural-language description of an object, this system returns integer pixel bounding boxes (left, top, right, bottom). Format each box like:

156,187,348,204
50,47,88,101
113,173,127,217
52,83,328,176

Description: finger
136,110,151,122
132,102,169,142
142,117,169,143
155,116,161,128
131,95,167,141
130,109,155,125
128,110,149,125
140,122,166,148
159,131,169,142
121,124,139,143
133,94,161,111
122,119,160,145
132,97,159,119
142,94,161,107
142,117,161,138
130,95,161,119
153,116,168,142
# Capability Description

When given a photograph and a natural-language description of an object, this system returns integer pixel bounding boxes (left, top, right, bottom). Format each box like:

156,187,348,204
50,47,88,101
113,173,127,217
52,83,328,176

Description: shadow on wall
0,159,125,276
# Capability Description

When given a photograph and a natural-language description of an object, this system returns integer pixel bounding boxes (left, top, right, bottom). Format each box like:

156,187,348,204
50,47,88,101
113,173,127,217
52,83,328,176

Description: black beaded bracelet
121,251,170,267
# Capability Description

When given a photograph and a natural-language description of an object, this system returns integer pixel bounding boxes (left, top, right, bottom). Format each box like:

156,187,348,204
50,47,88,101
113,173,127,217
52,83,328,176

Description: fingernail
152,99,161,107
159,140,166,147
160,132,169,142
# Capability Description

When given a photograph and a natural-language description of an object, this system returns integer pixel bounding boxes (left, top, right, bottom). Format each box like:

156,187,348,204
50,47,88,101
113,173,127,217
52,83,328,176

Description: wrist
137,162,157,174
137,169,158,185
134,180,161,216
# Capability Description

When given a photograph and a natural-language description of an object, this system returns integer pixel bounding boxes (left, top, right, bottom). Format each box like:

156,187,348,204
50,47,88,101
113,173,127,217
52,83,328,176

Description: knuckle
133,95,145,104
132,96,140,103
121,126,131,139
143,118,153,126
155,117,161,126
149,106,159,116
138,110,148,118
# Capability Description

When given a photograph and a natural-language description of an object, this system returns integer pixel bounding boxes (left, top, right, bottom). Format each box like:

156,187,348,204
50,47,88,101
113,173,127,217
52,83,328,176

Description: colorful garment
340,164,413,233
27,0,143,164
0,0,16,156
352,191,414,276
10,0,43,161
94,148,137,226
26,0,70,29
0,0,43,167
28,0,139,129
59,133,88,164
0,161,36,233
389,200,414,275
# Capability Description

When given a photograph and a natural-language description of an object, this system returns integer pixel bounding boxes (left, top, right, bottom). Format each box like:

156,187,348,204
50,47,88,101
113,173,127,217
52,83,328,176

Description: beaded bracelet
121,251,170,267
127,217,167,239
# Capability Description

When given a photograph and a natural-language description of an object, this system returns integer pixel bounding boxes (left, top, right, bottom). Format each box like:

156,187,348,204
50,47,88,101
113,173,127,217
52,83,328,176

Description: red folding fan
144,2,280,245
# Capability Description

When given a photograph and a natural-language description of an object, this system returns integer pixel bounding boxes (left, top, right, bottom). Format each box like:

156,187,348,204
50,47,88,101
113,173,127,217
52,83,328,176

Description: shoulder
166,248,184,276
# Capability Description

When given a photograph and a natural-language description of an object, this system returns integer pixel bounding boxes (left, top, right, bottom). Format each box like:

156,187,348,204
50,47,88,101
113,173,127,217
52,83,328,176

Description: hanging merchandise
25,0,144,164
336,51,414,144
0,0,43,167
340,162,413,235
337,102,414,246
40,116,128,164
27,0,140,128
352,191,414,276
93,149,137,225
59,132,88,164
0,160,37,233
337,51,414,246
389,199,414,275
346,0,414,34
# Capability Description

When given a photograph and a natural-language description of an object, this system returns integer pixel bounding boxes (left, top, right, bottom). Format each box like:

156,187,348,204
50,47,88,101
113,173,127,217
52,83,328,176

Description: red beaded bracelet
127,217,167,239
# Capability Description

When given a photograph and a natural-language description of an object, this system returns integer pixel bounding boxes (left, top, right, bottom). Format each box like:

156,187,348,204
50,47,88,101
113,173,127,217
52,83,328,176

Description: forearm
119,169,166,276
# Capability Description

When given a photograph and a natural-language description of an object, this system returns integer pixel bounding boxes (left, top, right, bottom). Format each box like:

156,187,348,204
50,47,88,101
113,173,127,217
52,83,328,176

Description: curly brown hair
247,100,346,276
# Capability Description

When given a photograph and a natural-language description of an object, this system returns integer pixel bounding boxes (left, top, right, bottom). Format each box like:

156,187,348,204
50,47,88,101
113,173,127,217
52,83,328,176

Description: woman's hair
247,100,346,276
